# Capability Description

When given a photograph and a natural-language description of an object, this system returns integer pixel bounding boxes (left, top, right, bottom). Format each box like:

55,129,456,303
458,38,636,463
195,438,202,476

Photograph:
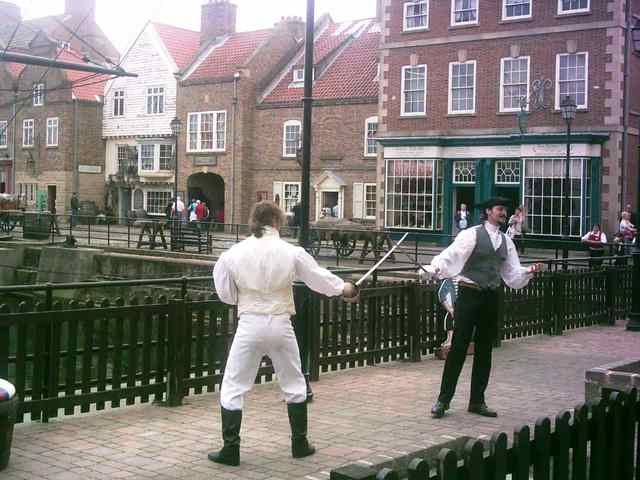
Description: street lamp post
170,117,183,251
627,25,640,331
170,117,183,210
560,96,577,269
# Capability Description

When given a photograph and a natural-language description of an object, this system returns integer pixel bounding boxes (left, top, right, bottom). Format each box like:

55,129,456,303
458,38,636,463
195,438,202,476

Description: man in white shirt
422,197,542,419
210,201,358,466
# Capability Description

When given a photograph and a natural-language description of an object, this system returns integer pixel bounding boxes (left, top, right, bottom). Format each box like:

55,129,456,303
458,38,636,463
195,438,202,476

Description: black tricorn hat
476,196,512,210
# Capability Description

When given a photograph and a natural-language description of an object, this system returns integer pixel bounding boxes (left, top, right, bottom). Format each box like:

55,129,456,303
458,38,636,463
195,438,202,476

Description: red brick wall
383,30,609,134
384,0,612,44
252,102,378,220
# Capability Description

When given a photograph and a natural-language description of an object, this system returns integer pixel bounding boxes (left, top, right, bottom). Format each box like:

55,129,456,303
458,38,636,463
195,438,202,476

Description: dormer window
58,41,71,50
292,68,315,84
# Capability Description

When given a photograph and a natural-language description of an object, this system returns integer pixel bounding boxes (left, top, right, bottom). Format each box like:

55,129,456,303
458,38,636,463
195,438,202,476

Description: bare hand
342,283,360,303
528,263,544,274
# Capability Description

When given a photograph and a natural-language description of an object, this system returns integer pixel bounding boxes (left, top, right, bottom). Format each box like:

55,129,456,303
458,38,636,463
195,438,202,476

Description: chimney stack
0,1,21,23
65,0,96,22
274,16,305,38
201,0,237,45
376,0,384,21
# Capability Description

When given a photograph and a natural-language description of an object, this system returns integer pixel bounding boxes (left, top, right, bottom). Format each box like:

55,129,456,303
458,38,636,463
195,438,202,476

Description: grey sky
13,0,376,54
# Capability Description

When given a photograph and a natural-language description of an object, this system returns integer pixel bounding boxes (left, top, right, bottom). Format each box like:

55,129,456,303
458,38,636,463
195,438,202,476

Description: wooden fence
0,264,633,423
330,389,639,480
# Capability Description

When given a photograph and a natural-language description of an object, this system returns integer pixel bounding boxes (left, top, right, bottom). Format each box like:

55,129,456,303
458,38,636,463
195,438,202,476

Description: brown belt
458,281,497,292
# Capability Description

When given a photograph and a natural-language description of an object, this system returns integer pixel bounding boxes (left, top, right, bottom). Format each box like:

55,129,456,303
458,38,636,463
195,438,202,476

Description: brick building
377,0,640,237
0,0,116,212
174,0,306,225
102,22,200,219
255,15,380,222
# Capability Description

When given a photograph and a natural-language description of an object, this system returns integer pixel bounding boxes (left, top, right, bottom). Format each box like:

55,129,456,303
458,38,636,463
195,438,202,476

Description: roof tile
152,23,201,71
263,19,379,104
187,29,272,81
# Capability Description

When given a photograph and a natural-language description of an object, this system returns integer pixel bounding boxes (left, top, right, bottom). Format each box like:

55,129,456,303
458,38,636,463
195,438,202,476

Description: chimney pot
200,0,237,44
65,0,96,21
0,1,21,23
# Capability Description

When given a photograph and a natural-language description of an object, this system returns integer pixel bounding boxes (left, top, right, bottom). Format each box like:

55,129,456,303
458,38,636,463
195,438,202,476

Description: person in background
581,224,607,268
619,211,637,252
506,207,526,255
172,196,185,222
454,203,471,232
612,232,628,266
196,200,208,221
165,198,174,220
70,192,80,228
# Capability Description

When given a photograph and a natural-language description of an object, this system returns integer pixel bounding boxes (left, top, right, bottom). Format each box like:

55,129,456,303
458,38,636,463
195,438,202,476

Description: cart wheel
305,230,321,257
335,235,356,257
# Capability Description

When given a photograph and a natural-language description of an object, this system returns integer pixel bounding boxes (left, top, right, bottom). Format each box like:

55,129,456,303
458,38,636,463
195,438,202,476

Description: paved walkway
5,322,638,480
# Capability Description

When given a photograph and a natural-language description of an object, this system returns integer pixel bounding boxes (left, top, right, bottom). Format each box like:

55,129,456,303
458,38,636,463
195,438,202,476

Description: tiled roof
5,62,25,78
186,29,273,82
0,14,120,64
152,23,201,71
263,19,379,104
57,48,109,101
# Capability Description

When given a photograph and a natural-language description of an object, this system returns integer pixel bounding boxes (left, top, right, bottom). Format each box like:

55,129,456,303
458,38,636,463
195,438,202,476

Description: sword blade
355,232,409,286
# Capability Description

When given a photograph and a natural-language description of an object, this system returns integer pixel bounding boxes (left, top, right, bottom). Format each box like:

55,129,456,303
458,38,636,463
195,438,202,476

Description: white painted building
103,22,200,219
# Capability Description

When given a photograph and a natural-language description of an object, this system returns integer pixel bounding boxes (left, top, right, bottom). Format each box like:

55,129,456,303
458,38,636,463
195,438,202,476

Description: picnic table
135,219,167,250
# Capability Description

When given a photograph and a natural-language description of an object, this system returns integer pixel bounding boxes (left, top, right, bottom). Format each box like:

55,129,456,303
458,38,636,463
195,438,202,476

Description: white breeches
220,313,307,411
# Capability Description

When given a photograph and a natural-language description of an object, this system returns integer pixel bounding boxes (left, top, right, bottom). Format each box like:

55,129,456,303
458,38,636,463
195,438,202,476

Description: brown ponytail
249,201,285,238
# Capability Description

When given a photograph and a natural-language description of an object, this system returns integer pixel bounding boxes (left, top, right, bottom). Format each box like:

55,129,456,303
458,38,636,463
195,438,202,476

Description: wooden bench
170,221,212,253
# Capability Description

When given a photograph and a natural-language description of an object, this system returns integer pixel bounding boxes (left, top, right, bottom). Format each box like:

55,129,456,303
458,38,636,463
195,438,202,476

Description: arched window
133,189,144,210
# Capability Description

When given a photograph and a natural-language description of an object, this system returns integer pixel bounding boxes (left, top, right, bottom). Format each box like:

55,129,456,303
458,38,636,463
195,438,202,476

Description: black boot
287,401,316,458
208,407,242,466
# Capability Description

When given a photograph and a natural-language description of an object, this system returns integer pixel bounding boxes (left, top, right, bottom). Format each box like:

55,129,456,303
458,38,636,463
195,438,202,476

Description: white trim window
117,145,129,173
159,144,173,170
46,118,59,147
187,111,227,152
146,190,172,216
133,188,144,210
293,68,304,82
273,181,301,212
385,159,444,230
448,60,476,114
33,83,44,106
555,52,588,109
453,160,476,184
18,183,38,203
558,0,589,14
403,1,428,31
140,144,155,171
495,160,521,184
502,0,532,20
283,120,302,157
401,65,427,116
524,158,587,236
451,0,478,25
138,144,174,172
500,57,530,112
146,86,165,115
22,119,34,147
113,90,125,117
0,121,7,148
353,182,377,219
364,116,378,157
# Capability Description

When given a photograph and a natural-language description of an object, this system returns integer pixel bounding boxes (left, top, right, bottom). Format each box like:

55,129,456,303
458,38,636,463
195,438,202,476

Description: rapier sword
355,232,409,287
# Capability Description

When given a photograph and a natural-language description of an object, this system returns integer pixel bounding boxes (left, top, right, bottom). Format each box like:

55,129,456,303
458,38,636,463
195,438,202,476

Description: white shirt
425,222,534,290
213,227,345,316
581,231,607,244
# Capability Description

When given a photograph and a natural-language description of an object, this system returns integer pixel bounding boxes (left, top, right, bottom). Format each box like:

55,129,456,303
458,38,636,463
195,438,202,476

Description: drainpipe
231,71,240,225
73,98,79,201
620,0,632,211
11,91,17,194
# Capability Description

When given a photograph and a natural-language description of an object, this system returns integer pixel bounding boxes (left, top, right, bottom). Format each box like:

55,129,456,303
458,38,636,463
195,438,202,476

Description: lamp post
560,96,577,269
170,117,183,212
627,24,640,331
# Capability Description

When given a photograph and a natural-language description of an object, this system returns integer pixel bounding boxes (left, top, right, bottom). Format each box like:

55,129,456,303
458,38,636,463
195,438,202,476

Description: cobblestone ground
4,322,638,480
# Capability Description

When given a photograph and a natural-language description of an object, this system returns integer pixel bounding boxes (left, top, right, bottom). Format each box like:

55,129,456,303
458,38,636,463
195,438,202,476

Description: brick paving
4,321,638,480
